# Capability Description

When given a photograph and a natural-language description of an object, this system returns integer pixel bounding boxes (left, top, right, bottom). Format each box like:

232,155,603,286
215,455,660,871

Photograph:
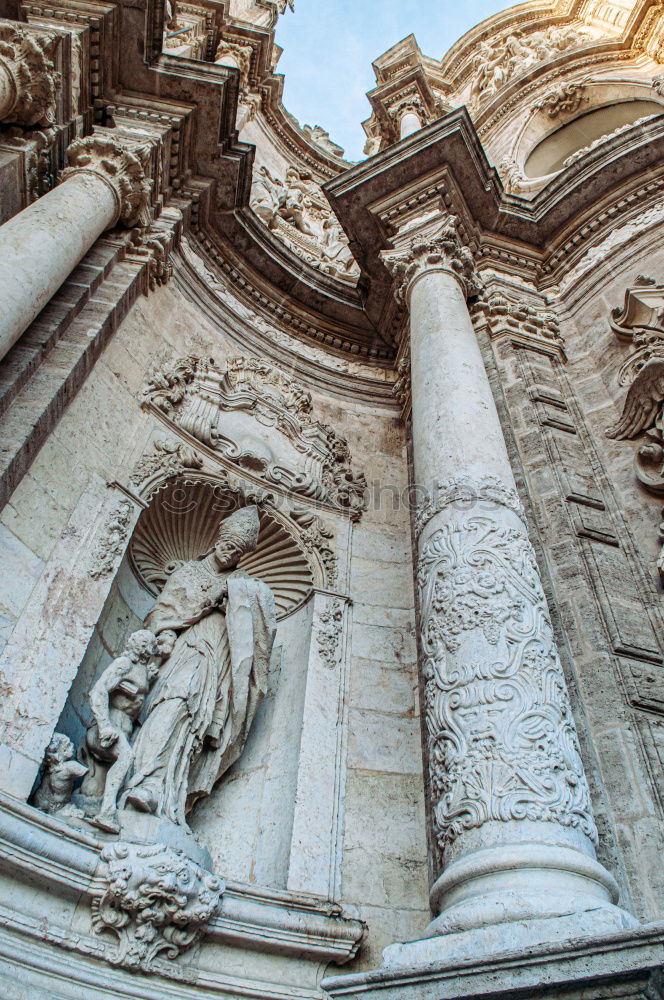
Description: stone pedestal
0,134,151,361
380,215,635,959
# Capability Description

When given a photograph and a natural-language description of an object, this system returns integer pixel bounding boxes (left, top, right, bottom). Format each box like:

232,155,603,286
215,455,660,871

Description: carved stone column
0,134,151,360
380,216,635,962
0,24,59,127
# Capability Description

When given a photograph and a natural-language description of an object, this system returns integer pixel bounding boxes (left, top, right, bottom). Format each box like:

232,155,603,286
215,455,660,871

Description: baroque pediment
143,355,367,516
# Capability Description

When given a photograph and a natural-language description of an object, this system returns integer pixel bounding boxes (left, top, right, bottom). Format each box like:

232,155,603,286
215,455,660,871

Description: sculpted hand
98,725,119,749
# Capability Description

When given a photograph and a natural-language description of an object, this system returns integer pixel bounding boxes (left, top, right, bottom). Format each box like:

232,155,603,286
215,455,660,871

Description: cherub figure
34,733,88,815
80,629,163,834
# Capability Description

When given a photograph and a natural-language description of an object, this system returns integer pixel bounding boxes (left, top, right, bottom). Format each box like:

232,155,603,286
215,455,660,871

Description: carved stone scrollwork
0,24,60,127
415,474,526,537
130,436,203,486
143,355,368,516
91,842,223,970
60,136,153,228
381,216,481,304
316,599,344,669
535,81,587,118
418,508,597,855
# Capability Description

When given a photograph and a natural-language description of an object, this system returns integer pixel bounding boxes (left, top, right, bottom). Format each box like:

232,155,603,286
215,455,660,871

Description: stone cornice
325,107,664,332
0,795,365,974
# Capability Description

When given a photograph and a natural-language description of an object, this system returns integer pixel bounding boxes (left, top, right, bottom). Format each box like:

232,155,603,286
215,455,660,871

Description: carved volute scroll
142,355,368,517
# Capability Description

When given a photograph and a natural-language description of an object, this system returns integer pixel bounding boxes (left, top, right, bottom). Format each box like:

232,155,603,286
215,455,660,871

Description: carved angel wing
607,358,664,439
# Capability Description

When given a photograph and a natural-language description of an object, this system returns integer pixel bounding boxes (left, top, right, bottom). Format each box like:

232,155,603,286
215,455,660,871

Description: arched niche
524,98,664,177
56,476,326,889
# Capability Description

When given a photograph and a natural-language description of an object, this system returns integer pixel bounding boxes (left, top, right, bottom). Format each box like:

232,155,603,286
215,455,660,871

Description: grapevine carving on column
417,483,597,855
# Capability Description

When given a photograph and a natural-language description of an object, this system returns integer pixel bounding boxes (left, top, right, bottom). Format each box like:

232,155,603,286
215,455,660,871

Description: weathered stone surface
2,1,664,998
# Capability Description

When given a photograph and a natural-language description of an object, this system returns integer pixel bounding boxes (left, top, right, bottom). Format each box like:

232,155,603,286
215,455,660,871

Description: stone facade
0,0,664,997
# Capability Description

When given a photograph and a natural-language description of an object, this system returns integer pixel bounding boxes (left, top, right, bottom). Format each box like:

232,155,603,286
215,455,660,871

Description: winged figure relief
607,357,664,495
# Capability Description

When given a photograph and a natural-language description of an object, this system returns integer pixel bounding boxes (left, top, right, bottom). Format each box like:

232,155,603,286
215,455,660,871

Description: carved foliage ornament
381,215,481,304
143,355,368,516
535,81,587,118
415,474,526,537
418,512,597,854
481,291,566,357
0,24,60,127
60,135,153,228
316,599,344,669
91,841,223,969
90,498,134,579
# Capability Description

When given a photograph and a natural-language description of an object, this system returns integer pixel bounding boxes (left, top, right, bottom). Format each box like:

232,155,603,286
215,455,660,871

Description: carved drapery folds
607,280,664,578
250,165,360,283
143,355,367,516
381,215,480,304
469,25,589,108
60,135,153,228
417,483,597,856
91,842,223,970
0,24,60,127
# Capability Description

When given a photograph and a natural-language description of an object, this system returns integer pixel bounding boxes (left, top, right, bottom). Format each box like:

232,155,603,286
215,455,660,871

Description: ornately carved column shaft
381,217,631,950
0,135,151,361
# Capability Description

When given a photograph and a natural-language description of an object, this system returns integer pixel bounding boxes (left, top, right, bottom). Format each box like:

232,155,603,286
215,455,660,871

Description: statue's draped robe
122,560,276,826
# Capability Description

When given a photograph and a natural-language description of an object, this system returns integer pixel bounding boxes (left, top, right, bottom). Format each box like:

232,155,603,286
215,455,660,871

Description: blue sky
274,0,512,161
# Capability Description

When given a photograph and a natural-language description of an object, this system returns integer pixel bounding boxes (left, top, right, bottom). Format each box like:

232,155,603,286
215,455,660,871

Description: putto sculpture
80,629,161,834
250,163,360,282
34,732,88,815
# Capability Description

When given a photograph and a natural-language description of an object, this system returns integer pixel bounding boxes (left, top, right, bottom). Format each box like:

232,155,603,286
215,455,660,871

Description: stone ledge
0,794,364,967
322,921,664,1000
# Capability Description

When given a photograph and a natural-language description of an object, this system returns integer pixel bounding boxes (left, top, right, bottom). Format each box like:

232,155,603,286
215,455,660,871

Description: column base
322,921,663,1000
382,905,638,971
428,838,622,935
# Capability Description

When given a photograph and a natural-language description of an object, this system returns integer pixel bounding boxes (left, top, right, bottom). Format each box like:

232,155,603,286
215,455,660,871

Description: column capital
60,135,153,229
0,24,60,127
380,215,481,305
